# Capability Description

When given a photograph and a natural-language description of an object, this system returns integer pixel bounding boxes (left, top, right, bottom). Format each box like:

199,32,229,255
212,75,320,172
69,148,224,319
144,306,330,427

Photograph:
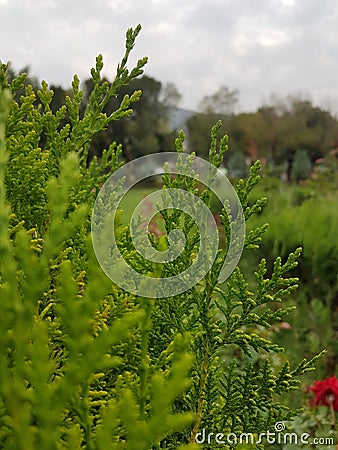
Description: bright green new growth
0,26,321,450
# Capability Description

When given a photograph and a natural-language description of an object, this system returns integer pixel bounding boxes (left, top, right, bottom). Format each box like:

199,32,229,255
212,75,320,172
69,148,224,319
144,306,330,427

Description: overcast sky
1,0,338,114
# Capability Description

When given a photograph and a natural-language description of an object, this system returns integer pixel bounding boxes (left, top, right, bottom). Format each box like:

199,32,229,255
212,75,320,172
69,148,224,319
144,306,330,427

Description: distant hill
169,107,195,132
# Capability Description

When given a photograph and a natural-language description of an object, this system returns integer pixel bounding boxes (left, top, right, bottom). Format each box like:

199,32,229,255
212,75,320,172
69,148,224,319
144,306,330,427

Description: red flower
307,376,338,411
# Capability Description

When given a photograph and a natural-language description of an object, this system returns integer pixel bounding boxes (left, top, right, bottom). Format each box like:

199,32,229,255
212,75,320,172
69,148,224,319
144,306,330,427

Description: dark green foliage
291,149,312,182
0,26,322,450
228,151,248,179
83,74,178,162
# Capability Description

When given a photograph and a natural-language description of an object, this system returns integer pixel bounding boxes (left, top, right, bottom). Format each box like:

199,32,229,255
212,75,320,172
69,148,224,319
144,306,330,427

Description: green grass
119,187,157,222
119,186,167,235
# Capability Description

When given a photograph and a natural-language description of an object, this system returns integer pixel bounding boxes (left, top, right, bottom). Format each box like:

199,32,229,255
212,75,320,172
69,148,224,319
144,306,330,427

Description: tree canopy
4,62,338,180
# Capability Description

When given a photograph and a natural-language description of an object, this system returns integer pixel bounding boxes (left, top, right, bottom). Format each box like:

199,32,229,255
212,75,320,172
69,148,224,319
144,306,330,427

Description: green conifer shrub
0,26,322,449
291,150,312,183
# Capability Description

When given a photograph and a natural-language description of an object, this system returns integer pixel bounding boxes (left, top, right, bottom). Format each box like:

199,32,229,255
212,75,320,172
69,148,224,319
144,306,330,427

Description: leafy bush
280,376,338,449
244,178,338,388
0,26,322,449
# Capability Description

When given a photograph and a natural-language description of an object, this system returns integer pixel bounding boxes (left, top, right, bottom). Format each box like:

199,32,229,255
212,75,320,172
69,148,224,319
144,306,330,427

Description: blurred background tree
5,63,338,176
81,74,180,162
291,149,313,182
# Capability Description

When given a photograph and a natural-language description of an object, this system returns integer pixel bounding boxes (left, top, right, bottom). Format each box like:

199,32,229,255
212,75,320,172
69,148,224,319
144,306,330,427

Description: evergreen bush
291,150,312,183
0,26,322,449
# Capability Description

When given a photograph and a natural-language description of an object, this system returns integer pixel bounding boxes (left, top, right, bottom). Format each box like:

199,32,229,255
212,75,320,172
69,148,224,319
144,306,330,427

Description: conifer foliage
0,26,321,449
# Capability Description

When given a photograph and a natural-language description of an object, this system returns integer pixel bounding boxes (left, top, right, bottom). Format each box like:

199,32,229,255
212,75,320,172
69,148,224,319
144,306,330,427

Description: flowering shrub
308,376,338,411
283,377,338,449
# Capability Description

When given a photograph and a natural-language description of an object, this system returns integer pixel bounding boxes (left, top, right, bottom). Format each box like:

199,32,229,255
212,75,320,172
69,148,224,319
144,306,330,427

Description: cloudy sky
1,0,338,114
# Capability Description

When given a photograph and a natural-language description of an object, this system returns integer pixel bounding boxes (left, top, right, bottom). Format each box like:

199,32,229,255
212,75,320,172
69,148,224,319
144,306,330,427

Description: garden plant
0,25,331,449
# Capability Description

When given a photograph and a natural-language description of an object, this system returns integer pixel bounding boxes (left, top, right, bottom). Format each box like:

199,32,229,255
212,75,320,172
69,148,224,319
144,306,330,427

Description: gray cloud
1,0,337,114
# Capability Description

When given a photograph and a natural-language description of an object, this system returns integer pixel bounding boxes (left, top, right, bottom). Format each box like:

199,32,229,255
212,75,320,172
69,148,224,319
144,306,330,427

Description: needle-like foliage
0,26,321,450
